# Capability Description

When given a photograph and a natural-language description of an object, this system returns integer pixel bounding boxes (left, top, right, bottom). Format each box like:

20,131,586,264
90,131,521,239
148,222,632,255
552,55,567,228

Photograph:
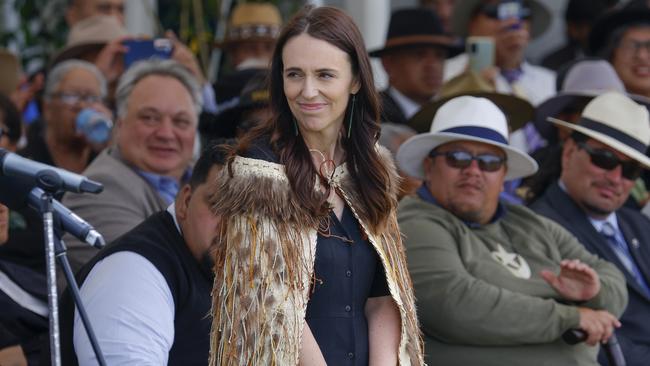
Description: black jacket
532,182,650,366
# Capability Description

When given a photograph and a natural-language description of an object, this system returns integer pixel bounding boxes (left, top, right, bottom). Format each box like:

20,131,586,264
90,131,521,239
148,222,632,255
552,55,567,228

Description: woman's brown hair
234,5,395,229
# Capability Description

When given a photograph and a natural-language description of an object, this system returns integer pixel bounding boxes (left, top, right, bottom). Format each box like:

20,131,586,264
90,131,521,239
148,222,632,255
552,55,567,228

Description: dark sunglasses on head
576,141,643,180
429,150,507,172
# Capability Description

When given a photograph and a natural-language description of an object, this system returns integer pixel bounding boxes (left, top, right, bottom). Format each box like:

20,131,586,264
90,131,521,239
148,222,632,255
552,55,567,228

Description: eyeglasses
51,92,103,106
617,39,650,57
429,150,507,172
576,141,643,180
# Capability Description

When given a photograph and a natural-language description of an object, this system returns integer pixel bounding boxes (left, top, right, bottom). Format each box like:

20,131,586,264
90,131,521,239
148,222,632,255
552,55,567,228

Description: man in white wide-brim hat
396,95,626,366
533,91,650,366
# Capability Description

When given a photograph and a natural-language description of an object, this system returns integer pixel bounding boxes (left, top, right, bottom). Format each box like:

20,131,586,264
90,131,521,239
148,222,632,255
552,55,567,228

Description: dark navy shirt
306,206,390,366
243,140,390,364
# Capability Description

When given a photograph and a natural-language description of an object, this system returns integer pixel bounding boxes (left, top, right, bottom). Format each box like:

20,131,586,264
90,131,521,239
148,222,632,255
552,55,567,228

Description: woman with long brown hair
208,5,423,365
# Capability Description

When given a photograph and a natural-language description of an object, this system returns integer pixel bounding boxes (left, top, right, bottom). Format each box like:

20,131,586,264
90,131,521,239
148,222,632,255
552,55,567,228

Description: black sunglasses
576,141,643,180
429,150,507,172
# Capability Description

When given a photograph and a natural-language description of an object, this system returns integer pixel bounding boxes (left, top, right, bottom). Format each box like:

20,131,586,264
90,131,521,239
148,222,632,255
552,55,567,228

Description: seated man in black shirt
61,144,225,365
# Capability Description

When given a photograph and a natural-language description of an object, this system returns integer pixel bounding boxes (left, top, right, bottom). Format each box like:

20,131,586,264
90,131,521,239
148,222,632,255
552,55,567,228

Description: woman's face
282,33,360,138
612,26,650,97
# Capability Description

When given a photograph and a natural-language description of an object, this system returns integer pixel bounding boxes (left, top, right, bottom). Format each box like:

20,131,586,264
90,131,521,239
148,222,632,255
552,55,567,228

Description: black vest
60,211,213,365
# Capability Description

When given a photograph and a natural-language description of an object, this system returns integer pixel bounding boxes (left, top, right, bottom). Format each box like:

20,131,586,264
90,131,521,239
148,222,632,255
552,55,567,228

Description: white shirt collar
388,87,422,120
166,203,182,234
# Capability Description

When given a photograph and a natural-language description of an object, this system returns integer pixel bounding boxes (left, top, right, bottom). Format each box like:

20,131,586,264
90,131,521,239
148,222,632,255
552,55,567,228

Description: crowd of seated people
1,0,650,365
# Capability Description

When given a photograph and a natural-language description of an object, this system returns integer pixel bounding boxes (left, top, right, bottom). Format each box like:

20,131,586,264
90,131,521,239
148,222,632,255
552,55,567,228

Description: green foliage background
0,0,304,75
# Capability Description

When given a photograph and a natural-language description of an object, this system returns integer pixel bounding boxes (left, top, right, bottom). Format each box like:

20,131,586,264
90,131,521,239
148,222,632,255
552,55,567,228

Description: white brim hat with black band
548,91,650,168
397,95,538,181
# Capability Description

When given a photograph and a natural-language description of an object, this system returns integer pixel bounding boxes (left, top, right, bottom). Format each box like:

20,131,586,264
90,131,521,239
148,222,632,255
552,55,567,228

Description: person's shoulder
82,148,131,181
505,202,546,220
618,205,650,226
443,53,468,81
241,137,280,163
506,202,574,235
522,62,556,80
398,195,452,223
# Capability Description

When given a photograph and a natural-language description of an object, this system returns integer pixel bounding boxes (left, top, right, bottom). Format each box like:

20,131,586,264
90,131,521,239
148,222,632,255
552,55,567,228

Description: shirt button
348,352,354,359
346,270,352,277
345,305,351,312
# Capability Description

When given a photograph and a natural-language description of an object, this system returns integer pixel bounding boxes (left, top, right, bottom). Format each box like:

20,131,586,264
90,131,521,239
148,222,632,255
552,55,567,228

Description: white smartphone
466,36,495,73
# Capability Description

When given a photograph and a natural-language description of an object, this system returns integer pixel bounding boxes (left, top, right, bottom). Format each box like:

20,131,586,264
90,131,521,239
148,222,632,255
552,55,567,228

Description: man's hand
95,36,130,84
165,30,206,85
576,307,621,346
540,259,601,301
10,73,44,112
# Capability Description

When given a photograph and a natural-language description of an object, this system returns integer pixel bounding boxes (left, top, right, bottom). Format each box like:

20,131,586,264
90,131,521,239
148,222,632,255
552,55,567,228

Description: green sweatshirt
398,196,628,366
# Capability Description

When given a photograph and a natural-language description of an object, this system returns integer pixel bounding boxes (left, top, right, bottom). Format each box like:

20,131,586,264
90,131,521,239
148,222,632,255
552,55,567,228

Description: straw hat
216,3,282,48
409,71,534,134
548,91,650,168
368,8,461,57
450,0,551,39
397,95,538,181
50,15,128,66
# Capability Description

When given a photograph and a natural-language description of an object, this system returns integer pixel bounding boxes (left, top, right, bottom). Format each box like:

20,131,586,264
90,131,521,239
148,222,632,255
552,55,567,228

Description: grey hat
535,59,650,140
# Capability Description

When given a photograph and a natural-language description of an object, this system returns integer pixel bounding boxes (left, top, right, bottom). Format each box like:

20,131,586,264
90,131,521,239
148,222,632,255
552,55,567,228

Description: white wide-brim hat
397,96,538,181
548,91,650,169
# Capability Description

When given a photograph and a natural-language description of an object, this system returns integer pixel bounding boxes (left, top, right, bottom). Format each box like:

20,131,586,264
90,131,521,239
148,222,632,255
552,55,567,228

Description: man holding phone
444,0,555,107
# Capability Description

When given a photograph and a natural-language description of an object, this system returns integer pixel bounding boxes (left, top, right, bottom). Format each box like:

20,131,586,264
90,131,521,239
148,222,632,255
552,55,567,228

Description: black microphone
0,176,105,249
0,148,103,194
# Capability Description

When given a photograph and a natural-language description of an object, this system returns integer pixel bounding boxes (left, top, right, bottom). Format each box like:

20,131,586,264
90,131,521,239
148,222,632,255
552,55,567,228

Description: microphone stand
33,170,106,366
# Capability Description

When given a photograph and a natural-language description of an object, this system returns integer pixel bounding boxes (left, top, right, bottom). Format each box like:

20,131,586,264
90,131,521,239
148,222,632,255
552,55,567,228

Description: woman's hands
299,323,327,366
366,296,400,366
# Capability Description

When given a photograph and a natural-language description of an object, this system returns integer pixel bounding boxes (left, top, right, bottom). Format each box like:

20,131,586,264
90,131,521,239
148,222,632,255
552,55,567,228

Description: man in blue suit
533,91,650,366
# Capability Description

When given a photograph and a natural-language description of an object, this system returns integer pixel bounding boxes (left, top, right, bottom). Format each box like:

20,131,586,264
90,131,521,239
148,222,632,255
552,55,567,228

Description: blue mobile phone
123,39,174,69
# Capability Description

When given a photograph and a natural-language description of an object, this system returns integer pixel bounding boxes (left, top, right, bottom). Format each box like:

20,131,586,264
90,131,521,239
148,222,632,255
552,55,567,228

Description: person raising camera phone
444,0,555,107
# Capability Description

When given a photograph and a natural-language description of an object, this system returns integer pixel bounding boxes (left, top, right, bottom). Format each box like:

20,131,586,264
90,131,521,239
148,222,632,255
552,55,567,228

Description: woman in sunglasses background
395,95,626,365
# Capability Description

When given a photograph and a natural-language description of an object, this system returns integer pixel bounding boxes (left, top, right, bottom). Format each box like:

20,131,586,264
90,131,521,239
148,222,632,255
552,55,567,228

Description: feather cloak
208,147,424,365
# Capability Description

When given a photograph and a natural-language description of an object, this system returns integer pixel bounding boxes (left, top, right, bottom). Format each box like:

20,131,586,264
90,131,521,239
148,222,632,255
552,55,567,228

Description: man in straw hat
524,58,650,205
533,91,650,366
396,95,626,365
369,8,461,125
444,0,555,107
212,2,281,106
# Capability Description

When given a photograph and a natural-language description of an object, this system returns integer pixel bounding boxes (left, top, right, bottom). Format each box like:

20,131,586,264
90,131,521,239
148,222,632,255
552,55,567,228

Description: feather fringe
208,151,424,366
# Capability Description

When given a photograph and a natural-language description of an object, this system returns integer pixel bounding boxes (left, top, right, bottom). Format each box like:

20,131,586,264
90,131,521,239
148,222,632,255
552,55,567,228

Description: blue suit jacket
532,182,650,366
